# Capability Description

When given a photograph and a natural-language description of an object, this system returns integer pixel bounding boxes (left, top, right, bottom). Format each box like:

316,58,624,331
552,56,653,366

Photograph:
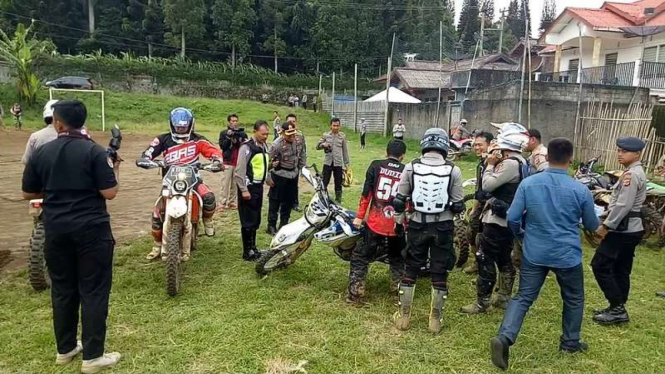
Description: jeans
498,259,584,349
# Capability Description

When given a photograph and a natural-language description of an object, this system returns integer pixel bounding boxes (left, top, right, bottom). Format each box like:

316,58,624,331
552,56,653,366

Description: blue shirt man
490,138,599,371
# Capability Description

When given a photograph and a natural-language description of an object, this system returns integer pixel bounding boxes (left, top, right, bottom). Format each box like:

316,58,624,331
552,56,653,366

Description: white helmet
488,122,529,152
43,99,59,119
460,118,468,125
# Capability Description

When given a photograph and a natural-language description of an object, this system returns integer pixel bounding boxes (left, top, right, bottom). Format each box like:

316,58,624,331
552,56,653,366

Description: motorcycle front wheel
166,220,183,296
256,238,313,276
29,222,50,291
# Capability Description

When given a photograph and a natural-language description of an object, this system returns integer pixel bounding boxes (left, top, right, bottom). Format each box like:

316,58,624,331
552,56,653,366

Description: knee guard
202,192,216,218
151,211,163,243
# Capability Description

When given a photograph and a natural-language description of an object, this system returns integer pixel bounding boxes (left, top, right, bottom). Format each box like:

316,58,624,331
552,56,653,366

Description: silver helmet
420,127,450,154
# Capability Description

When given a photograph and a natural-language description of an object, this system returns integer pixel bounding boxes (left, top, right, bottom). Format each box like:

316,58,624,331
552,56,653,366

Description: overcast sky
454,0,636,37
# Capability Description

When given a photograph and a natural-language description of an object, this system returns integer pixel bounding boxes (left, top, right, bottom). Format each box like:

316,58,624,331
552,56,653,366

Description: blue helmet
169,107,195,143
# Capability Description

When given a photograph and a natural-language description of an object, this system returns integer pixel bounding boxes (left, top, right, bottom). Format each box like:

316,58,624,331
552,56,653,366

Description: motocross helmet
43,99,58,123
420,127,450,155
460,118,468,125
488,122,529,153
169,107,195,143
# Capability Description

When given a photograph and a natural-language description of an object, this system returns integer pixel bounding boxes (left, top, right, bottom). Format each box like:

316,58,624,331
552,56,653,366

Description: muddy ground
0,129,226,271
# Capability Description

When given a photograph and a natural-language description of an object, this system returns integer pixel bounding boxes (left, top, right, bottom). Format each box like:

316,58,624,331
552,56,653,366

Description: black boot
335,190,342,203
266,224,277,236
490,335,510,370
593,304,630,325
560,341,589,353
242,229,262,262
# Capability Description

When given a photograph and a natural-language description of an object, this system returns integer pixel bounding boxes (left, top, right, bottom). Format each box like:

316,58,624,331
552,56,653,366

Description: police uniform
392,128,464,333
463,151,528,313
465,155,489,274
528,143,549,175
235,137,271,260
317,131,350,202
347,157,406,304
267,133,306,231
22,130,117,361
591,137,646,324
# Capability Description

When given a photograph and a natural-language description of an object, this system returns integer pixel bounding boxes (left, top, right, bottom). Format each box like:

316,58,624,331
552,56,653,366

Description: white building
539,0,665,95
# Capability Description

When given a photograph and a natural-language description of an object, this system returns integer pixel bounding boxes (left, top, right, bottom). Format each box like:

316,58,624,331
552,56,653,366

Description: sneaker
81,352,121,374
204,221,215,236
560,342,589,353
55,340,82,365
490,336,510,370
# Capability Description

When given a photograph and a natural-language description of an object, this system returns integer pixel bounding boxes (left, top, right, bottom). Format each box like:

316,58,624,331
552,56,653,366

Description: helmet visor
173,121,190,134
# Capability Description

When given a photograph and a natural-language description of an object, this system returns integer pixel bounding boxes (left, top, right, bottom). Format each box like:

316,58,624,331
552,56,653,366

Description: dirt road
0,129,223,271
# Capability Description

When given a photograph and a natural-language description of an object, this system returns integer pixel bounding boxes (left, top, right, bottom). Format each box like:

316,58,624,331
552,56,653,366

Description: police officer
266,122,306,234
591,137,646,325
317,117,350,203
235,120,272,261
21,100,121,373
392,128,464,334
462,123,530,314
525,128,549,174
347,139,407,305
284,113,307,212
22,100,59,164
464,131,494,275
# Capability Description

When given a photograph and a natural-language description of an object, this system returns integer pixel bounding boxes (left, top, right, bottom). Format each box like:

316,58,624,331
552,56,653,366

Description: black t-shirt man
21,100,122,368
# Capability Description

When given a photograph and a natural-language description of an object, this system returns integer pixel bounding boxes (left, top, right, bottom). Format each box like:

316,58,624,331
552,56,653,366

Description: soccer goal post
49,88,106,132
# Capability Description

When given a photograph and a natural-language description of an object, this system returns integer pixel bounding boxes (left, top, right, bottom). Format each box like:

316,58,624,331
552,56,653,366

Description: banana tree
0,22,54,105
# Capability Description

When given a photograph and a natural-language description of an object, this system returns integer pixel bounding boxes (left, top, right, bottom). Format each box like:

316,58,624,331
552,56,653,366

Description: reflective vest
246,140,269,185
411,159,454,214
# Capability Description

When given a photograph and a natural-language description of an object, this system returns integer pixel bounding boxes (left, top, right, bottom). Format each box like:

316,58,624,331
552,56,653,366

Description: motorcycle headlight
173,180,187,192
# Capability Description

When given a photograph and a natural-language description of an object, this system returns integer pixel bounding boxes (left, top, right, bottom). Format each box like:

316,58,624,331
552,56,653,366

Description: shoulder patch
150,137,160,147
623,173,632,186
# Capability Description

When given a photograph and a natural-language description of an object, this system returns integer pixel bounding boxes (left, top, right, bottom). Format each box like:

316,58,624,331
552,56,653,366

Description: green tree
0,22,54,105
458,0,480,53
540,0,556,33
163,0,206,58
212,0,256,66
480,0,494,21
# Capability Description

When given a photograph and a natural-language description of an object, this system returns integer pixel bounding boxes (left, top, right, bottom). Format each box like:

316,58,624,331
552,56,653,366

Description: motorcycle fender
166,196,188,219
270,217,314,249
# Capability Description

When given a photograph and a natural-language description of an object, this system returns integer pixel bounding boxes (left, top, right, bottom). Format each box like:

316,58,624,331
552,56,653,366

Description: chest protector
411,159,453,214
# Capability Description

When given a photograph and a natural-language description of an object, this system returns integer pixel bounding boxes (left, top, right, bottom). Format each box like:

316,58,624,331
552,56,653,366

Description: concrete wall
461,81,653,143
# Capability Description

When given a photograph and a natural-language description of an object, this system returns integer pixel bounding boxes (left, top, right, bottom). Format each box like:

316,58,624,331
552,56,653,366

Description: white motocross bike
137,159,221,296
256,165,363,275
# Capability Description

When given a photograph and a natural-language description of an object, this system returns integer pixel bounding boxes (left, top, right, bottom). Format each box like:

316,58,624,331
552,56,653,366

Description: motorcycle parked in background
137,160,221,296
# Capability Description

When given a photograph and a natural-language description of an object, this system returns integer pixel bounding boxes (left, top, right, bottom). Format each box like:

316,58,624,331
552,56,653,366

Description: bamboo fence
575,101,664,173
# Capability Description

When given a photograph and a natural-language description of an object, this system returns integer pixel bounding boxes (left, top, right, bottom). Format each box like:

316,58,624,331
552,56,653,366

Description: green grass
1,89,665,373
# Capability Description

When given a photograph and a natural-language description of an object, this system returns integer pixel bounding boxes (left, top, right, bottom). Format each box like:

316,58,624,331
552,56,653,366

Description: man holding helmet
392,128,464,334
138,108,223,260
462,122,530,314
22,100,60,164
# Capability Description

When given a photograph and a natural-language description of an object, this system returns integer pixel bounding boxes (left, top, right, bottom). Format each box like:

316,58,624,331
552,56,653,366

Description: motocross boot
346,279,366,306
335,190,343,204
203,217,215,236
491,272,515,309
460,295,491,314
146,241,162,260
393,283,415,331
428,287,448,334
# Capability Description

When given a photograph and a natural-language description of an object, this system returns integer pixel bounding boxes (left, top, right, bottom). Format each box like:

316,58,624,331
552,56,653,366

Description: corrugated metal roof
394,69,450,89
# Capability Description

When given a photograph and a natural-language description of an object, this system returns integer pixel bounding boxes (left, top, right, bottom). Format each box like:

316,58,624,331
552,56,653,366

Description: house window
568,59,580,72
644,46,658,62
605,53,618,65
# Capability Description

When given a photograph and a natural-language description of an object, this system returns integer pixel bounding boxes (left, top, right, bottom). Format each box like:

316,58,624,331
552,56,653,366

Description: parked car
45,76,95,90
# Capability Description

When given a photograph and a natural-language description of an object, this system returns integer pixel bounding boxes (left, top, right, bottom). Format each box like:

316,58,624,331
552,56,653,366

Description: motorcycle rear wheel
166,220,183,296
29,222,50,291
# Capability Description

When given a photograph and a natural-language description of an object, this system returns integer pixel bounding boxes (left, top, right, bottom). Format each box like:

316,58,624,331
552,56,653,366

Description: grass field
0,87,664,373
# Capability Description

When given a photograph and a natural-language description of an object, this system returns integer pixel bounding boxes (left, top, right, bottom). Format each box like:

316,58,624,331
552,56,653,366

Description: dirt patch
0,129,226,271
0,129,313,273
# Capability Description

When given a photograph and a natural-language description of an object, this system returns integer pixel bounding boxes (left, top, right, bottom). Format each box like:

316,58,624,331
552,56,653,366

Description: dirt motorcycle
137,159,221,296
576,157,663,248
256,165,363,275
27,125,123,292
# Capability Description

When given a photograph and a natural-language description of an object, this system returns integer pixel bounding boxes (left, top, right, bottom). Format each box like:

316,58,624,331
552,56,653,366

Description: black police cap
616,137,646,152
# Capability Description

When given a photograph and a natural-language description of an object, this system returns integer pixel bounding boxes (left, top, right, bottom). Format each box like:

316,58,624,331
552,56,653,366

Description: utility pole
354,63,358,133
479,13,485,57
436,20,443,128
274,24,278,73
484,9,507,54
332,71,336,116
383,57,392,137
390,32,396,60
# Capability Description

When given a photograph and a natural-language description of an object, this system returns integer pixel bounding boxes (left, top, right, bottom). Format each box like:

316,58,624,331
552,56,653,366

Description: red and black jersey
141,133,222,168
356,158,405,237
